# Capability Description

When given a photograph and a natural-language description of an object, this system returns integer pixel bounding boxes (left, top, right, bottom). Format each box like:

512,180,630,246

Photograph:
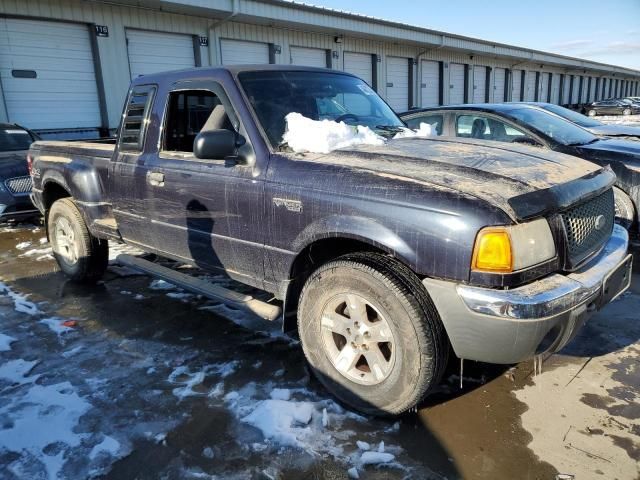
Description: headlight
471,218,556,273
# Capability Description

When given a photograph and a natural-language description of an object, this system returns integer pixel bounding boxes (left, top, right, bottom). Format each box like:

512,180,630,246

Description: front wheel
587,109,596,117
297,252,448,416
623,108,632,116
48,198,109,283
614,187,636,231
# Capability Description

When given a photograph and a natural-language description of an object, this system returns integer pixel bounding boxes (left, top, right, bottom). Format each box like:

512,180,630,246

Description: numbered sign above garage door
290,46,328,67
126,29,195,80
0,18,101,130
220,39,269,65
344,52,373,86
421,60,439,107
385,56,409,112
449,63,465,104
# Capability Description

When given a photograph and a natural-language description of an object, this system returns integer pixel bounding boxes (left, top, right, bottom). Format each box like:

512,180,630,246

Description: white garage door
386,56,409,112
421,60,439,107
524,72,537,101
449,63,465,104
220,39,269,65
290,46,327,68
472,65,487,103
344,52,373,85
126,29,195,80
550,74,560,104
493,68,506,102
511,69,523,101
539,72,550,102
581,78,589,103
0,18,101,130
571,76,580,103
563,75,571,104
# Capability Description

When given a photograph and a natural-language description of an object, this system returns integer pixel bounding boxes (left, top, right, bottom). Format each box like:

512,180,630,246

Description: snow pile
392,122,433,139
242,399,315,447
0,333,16,352
283,112,385,154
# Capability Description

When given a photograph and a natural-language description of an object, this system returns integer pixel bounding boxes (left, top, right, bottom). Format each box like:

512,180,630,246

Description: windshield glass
239,71,403,148
0,127,34,152
507,107,597,146
540,104,601,128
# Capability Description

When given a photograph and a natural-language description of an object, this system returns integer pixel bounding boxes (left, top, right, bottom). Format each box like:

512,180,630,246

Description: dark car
400,103,640,232
0,124,39,222
583,99,640,117
523,102,640,140
28,66,631,416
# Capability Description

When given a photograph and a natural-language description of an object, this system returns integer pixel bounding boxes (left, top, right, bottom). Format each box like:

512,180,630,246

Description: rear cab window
404,114,444,135
118,85,157,152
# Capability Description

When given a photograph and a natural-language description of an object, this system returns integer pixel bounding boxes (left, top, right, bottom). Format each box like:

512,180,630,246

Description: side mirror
193,129,245,160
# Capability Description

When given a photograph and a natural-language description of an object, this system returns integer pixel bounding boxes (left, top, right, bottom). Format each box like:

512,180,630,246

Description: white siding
343,52,373,86
562,75,571,104
524,71,537,101
473,65,487,103
493,67,506,102
126,29,195,80
449,63,465,104
0,17,101,130
539,72,549,102
581,77,589,103
550,73,560,104
571,76,580,103
386,56,409,112
290,46,327,67
512,69,523,101
220,39,269,65
420,60,439,107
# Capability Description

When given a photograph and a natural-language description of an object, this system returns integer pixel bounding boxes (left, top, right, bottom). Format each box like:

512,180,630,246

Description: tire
623,108,632,116
587,109,596,117
614,187,636,231
48,198,109,283
297,252,448,416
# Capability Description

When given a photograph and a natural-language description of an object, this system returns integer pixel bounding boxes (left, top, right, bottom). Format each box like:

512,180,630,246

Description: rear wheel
623,108,632,116
297,252,448,416
48,198,108,283
587,109,596,117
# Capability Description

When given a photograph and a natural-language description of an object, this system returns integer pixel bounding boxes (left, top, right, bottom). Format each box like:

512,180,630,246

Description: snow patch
283,112,385,154
270,388,291,401
392,122,433,138
149,279,176,291
89,435,120,460
168,361,238,399
40,317,75,336
15,241,31,250
0,359,40,385
242,399,315,447
0,281,40,316
0,333,16,352
360,451,395,465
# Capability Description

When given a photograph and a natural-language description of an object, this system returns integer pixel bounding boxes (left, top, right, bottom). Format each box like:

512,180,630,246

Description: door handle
147,171,165,187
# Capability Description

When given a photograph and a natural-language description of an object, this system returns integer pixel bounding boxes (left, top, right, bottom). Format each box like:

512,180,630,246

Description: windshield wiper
375,125,405,133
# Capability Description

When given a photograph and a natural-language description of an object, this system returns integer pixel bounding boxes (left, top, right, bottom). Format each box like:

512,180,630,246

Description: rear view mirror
193,129,245,160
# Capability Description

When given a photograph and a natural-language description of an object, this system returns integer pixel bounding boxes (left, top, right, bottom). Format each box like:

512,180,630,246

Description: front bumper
423,224,632,364
0,192,39,223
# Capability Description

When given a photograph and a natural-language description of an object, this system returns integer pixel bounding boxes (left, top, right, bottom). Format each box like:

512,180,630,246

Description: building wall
1,0,638,133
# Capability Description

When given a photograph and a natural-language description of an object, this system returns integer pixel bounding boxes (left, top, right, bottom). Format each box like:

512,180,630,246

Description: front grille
4,176,33,195
561,188,614,268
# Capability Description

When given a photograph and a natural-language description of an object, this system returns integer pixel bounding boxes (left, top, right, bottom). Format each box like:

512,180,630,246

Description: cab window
404,114,443,135
455,114,530,143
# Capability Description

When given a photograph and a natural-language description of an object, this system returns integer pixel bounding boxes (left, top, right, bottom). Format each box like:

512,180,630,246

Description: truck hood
0,150,29,179
575,138,640,169
291,137,614,221
588,124,640,139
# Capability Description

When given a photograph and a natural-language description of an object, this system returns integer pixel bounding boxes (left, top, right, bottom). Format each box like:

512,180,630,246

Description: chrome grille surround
5,176,33,195
561,188,614,268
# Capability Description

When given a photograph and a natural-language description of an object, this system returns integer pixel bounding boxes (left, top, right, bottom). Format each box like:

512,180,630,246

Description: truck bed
31,139,115,159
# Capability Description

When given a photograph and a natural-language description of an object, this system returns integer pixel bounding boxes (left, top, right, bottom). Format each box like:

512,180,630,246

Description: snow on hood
282,112,432,154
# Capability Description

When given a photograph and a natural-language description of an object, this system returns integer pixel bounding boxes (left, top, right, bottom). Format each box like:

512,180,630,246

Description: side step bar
116,254,282,321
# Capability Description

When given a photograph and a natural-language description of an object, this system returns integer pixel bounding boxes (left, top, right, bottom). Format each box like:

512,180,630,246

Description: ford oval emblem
594,215,606,231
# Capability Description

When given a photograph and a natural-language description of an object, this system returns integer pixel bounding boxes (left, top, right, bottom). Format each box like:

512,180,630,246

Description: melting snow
89,435,120,460
40,317,75,336
0,281,40,316
149,279,176,291
0,333,16,352
0,359,40,385
360,451,395,465
15,241,31,250
242,399,315,447
392,122,433,138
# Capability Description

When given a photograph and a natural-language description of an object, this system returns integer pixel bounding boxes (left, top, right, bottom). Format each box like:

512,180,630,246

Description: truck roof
130,64,357,85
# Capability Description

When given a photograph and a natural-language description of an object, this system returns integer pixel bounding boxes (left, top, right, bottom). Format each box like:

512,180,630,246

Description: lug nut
363,331,370,339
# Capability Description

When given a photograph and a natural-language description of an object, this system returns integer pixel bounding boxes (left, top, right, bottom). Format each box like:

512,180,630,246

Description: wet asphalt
0,221,638,479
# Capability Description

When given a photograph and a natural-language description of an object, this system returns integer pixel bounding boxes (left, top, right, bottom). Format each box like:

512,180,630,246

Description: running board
116,254,282,321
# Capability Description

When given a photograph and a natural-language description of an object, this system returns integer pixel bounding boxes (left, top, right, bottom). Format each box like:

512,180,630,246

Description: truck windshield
507,107,598,146
238,71,404,148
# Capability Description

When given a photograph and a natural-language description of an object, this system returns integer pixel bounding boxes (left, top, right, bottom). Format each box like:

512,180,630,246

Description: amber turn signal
471,228,513,273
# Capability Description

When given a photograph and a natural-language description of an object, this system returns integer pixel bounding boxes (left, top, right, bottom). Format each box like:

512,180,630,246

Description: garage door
539,73,549,102
563,75,571,104
449,63,465,104
571,76,580,103
344,52,373,86
473,65,487,103
524,72,536,101
386,56,409,112
511,69,523,101
126,29,195,80
421,60,439,107
0,18,101,130
550,74,560,104
290,46,327,68
220,39,269,65
493,68,506,102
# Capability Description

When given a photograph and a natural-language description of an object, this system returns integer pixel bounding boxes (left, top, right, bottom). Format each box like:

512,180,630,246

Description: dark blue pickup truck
29,66,632,415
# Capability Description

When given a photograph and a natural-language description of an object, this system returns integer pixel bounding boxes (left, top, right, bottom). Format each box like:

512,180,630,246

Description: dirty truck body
29,66,632,415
